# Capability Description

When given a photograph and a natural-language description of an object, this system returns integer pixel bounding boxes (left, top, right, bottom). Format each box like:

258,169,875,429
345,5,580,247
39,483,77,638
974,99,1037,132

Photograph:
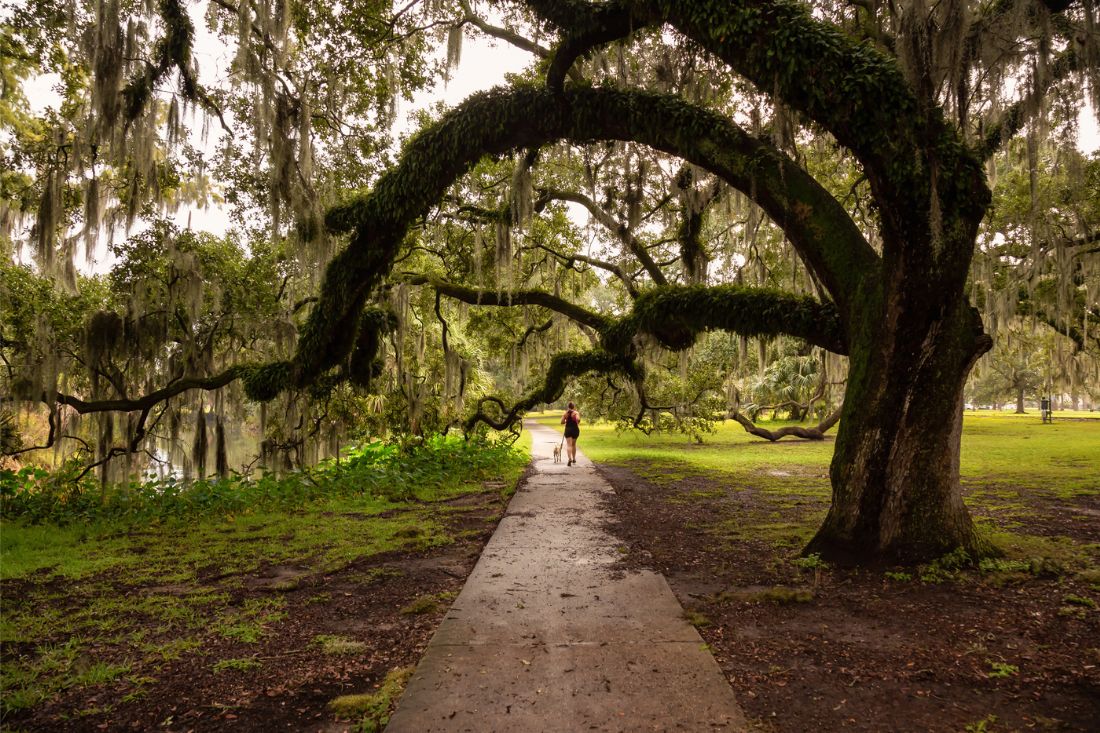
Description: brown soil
596,463,1100,733
1,480,521,733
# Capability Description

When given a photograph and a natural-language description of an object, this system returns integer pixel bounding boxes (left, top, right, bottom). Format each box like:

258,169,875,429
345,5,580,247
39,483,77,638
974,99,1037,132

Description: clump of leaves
792,553,829,571
919,547,975,583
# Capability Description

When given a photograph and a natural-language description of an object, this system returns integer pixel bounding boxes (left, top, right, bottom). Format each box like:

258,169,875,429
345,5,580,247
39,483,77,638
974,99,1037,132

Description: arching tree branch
608,285,848,355
50,366,249,415
526,0,988,283
463,349,637,432
730,408,842,441
289,86,876,401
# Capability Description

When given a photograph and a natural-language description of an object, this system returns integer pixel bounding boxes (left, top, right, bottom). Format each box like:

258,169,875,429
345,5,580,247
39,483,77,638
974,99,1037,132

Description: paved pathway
385,421,746,732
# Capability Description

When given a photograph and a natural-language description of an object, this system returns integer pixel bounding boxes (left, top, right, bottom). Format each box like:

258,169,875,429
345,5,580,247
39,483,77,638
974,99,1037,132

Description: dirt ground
596,463,1100,733
8,458,1098,732
1,485,519,733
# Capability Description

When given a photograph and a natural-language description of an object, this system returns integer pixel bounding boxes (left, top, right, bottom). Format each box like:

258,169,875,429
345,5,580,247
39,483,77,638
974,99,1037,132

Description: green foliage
792,553,828,571
617,413,718,442
918,547,974,583
0,433,525,525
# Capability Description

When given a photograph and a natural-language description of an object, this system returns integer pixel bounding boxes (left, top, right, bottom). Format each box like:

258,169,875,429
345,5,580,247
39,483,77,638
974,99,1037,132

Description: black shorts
564,424,580,439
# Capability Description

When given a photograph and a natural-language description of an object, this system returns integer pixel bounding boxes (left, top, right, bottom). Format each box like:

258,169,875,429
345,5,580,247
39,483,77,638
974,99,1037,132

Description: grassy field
0,433,529,729
530,411,1100,565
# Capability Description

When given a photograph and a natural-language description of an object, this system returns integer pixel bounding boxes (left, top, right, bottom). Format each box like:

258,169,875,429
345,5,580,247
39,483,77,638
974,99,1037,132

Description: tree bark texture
807,292,992,562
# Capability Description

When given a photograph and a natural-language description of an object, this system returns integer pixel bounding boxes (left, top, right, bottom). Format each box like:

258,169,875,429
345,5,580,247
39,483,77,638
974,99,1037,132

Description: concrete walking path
384,420,746,732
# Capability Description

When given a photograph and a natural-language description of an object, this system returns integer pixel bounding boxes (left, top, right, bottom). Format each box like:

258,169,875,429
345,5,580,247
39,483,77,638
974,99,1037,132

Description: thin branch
402,275,611,331
538,187,668,285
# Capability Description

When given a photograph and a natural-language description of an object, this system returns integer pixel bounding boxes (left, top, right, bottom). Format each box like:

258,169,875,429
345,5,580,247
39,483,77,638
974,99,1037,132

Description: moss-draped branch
538,187,668,286
292,86,876,403
609,285,847,355
526,0,990,285
404,276,611,331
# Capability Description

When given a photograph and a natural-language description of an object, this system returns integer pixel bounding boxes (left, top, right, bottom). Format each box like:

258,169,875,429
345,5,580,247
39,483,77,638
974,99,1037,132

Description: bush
0,433,524,525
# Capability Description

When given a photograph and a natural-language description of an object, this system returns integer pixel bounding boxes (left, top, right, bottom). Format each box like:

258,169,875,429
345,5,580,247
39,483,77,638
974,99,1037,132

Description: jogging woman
561,402,581,466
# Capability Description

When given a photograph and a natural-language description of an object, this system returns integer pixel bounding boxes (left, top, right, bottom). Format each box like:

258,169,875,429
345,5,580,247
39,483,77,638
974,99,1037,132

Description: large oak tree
4,0,1099,562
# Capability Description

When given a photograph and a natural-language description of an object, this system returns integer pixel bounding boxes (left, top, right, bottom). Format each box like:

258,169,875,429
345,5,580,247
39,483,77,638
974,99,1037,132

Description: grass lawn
0,433,529,731
530,411,1099,559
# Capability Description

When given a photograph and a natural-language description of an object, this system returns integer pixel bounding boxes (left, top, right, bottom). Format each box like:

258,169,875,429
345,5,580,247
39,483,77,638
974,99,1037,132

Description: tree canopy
2,0,1098,562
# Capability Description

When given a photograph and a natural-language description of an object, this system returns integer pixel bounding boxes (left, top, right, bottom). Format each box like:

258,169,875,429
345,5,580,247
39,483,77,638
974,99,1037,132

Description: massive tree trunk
807,294,993,562
1016,385,1026,414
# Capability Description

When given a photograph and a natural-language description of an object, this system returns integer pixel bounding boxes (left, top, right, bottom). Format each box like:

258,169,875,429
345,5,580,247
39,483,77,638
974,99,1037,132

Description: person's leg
568,437,577,462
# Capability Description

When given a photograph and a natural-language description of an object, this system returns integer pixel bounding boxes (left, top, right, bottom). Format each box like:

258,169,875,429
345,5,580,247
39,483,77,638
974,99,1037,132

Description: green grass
313,634,368,656
533,411,1100,494
532,412,1100,570
212,657,262,674
960,413,1100,494
532,413,834,482
0,433,528,722
0,498,456,583
399,591,457,615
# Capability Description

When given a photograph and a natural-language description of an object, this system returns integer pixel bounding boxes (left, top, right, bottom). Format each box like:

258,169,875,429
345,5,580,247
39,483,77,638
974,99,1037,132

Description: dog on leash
552,441,562,463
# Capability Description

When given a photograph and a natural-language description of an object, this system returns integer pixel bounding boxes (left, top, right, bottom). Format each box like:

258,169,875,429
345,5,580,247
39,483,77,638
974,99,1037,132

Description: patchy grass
328,665,415,731
399,591,456,615
594,412,1099,731
212,657,262,674
313,634,368,656
0,433,528,726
